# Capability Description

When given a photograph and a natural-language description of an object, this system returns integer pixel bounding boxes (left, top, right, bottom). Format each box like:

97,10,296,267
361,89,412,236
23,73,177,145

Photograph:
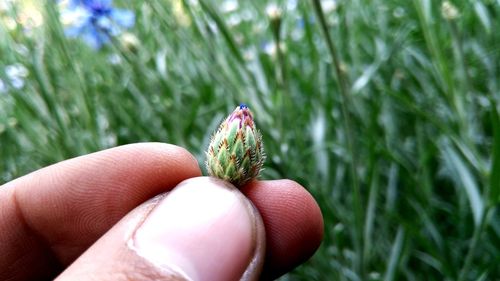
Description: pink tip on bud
228,104,254,129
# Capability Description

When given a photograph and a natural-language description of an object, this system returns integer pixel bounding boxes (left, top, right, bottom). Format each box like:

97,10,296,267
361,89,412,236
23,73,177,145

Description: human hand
0,143,323,281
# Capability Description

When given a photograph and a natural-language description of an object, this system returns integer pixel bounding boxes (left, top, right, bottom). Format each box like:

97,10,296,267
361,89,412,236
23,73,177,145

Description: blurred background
1,0,499,280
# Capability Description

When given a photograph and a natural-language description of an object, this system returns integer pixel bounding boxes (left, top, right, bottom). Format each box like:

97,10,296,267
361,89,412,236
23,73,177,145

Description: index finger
0,143,202,281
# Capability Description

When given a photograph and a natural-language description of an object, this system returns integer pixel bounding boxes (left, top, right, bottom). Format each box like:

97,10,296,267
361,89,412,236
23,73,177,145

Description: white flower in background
227,14,242,27
243,48,256,61
107,53,122,65
0,2,10,13
120,32,139,52
59,4,89,26
441,1,460,20
261,41,286,58
241,10,255,21
172,0,191,26
221,0,238,13
287,0,298,11
7,117,17,128
393,7,406,18
6,63,28,79
265,3,282,21
321,0,338,13
5,63,28,90
0,0,15,13
9,77,24,89
1,1,44,33
17,4,43,29
2,16,17,31
262,41,277,57
187,0,199,7
0,0,17,31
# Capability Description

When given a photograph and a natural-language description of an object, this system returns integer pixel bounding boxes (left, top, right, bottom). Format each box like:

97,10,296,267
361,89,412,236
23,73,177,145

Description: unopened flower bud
441,1,460,20
266,3,282,39
120,32,139,52
206,104,265,187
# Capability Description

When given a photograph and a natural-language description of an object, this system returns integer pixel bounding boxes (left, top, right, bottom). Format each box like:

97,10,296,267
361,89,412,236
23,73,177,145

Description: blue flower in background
61,0,135,49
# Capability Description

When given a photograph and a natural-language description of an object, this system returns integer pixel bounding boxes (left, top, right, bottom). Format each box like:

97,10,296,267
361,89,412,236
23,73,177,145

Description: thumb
57,177,266,281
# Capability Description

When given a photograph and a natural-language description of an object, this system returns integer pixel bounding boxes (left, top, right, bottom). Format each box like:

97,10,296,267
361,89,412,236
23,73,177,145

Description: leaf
442,143,484,226
489,101,500,205
474,2,491,34
352,63,378,93
383,227,406,281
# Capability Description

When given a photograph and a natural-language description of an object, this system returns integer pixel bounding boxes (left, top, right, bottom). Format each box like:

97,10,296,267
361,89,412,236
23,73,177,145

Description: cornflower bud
206,104,265,187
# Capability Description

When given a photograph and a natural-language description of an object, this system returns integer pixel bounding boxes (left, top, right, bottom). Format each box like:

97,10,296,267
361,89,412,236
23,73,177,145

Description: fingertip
241,179,324,279
275,180,324,252
149,142,201,175
108,142,202,179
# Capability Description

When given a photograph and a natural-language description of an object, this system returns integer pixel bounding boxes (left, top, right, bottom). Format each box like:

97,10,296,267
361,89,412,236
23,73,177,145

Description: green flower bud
206,104,265,187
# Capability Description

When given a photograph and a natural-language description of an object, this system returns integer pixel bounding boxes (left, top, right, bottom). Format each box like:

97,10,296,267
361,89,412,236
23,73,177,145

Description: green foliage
1,0,499,280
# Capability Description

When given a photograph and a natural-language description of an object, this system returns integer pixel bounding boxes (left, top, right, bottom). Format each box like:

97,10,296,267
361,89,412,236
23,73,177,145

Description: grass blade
442,142,484,226
489,100,500,205
383,227,405,281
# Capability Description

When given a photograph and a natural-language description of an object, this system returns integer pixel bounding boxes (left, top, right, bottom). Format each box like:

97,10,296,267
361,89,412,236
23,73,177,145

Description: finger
0,143,201,281
241,180,324,280
57,177,266,281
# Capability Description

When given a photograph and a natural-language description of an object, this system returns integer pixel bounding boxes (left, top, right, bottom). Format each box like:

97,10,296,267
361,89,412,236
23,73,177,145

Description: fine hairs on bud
206,104,266,187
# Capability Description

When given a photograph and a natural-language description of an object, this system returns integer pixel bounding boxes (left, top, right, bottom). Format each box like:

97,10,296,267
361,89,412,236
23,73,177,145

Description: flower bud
206,104,265,187
120,32,139,53
441,1,460,20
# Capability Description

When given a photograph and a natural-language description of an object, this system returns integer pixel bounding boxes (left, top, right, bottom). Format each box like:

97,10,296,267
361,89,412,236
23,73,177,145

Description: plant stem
458,206,492,281
312,0,364,277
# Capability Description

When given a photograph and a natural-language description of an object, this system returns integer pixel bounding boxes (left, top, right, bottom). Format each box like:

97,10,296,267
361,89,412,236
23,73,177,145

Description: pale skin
0,143,324,280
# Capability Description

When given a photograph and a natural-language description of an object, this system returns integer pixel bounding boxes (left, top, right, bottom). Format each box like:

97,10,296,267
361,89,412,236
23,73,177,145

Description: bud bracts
206,104,265,187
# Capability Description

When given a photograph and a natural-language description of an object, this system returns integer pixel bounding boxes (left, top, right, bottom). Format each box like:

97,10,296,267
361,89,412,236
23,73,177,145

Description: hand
0,143,323,281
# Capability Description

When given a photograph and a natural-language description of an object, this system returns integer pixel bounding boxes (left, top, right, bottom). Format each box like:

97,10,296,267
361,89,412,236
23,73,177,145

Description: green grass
1,0,500,280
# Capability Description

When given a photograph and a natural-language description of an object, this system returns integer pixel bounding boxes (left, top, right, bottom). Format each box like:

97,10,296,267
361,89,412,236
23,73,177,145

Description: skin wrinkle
288,198,317,255
74,146,198,263
32,172,109,264
11,189,51,259
3,144,203,275
54,194,183,281
9,188,62,279
120,198,178,281
58,194,193,281
128,203,194,280
240,194,266,281
23,156,114,253
99,248,191,281
126,195,167,243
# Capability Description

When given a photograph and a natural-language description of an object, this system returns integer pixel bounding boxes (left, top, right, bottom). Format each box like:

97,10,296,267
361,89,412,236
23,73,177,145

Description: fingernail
131,177,265,281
